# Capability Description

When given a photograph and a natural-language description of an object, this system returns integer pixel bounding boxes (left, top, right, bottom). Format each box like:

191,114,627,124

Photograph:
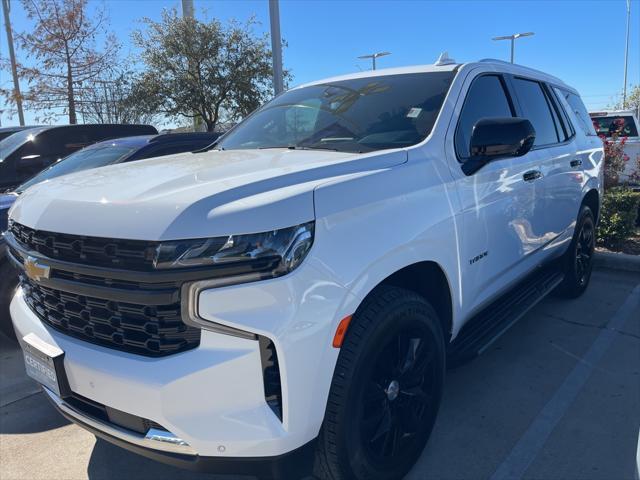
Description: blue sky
1,0,638,126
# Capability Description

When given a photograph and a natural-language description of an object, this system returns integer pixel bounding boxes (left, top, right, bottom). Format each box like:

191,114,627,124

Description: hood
9,148,406,240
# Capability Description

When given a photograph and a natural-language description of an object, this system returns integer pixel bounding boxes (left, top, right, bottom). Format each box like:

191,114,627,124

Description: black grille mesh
21,277,200,357
9,222,158,270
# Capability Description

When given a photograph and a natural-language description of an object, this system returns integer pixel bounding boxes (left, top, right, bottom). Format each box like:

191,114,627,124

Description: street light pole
269,0,284,96
2,0,25,126
622,0,631,108
492,32,534,64
181,0,194,18
357,51,391,71
181,0,202,130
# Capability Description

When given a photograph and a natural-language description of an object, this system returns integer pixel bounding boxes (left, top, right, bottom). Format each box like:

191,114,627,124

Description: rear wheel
555,206,595,298
314,286,445,480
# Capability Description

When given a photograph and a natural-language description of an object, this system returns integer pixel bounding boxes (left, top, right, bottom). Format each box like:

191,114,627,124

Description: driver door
447,72,545,315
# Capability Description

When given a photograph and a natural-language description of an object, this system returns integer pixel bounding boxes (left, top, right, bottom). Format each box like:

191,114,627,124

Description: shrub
596,188,640,248
599,118,630,189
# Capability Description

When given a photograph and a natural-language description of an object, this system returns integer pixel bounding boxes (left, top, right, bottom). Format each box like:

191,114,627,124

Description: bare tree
76,68,158,125
132,10,286,132
14,0,118,123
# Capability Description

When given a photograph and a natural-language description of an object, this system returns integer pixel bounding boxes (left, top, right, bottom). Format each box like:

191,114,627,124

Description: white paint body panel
9,60,603,458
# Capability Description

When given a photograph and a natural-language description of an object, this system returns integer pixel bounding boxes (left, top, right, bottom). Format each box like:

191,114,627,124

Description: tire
0,257,19,341
314,286,445,480
554,205,595,299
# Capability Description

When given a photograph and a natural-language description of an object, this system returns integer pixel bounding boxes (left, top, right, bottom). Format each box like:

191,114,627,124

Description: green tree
133,10,284,132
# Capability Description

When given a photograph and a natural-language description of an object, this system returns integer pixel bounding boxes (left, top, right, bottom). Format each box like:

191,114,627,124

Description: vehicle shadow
0,330,71,433
0,390,70,434
87,438,250,480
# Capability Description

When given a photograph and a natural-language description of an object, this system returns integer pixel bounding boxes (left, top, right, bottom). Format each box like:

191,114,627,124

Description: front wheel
314,286,445,480
555,205,595,298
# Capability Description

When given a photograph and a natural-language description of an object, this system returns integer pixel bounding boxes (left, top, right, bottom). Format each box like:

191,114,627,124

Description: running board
447,266,564,367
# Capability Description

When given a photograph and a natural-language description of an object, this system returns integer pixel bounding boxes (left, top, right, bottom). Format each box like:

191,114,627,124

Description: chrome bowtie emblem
24,256,51,282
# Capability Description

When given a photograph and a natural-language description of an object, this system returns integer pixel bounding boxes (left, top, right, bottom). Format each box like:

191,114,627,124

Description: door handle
570,159,583,168
523,170,542,182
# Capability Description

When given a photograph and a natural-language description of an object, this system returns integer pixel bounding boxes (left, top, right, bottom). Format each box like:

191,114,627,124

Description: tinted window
591,115,638,137
551,89,575,139
512,78,559,146
545,90,567,141
135,143,198,160
455,75,513,159
218,72,455,153
554,88,597,136
0,127,49,160
17,145,136,192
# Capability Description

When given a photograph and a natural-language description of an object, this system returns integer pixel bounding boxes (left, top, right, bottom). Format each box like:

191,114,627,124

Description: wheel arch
356,261,454,343
581,188,600,224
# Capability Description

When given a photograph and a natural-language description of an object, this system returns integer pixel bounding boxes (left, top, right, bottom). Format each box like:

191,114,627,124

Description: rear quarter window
554,88,597,136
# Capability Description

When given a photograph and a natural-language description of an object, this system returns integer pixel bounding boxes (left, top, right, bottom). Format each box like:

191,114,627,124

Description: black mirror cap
463,117,536,175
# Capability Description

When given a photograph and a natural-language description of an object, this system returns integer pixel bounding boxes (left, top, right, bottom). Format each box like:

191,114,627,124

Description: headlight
153,222,314,278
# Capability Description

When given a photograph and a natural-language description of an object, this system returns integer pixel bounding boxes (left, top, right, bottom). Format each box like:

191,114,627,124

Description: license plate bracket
21,333,71,398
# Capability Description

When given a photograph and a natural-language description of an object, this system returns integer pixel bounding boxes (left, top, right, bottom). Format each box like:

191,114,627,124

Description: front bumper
43,387,315,478
10,256,348,461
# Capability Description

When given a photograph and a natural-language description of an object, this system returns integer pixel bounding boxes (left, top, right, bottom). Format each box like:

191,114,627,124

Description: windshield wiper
258,145,340,152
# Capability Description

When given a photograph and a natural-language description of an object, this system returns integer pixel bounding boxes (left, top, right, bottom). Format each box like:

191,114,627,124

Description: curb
594,250,640,273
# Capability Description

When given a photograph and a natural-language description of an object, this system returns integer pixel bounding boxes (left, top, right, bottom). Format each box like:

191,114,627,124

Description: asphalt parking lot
1,267,638,480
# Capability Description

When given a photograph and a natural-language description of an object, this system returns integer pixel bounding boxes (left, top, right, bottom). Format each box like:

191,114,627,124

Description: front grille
21,277,200,357
9,222,158,270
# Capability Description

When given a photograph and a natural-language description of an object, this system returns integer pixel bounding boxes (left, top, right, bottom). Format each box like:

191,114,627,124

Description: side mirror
462,117,536,175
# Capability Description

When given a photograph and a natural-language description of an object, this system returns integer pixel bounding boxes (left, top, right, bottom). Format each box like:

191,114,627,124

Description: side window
545,88,566,141
512,78,559,146
550,87,576,139
554,87,597,136
455,75,514,160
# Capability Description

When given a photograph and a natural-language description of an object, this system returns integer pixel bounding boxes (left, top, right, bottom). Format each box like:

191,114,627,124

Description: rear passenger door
509,77,578,248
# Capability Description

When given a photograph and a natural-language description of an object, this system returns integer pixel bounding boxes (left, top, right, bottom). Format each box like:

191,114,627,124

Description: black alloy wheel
360,328,437,464
314,286,445,480
555,205,596,298
574,218,594,287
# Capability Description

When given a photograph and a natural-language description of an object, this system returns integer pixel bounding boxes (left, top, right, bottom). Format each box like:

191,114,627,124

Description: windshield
17,145,136,193
591,116,639,137
0,127,48,161
218,72,455,153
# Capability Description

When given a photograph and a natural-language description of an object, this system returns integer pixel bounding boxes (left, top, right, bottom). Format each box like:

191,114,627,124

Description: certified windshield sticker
407,107,422,118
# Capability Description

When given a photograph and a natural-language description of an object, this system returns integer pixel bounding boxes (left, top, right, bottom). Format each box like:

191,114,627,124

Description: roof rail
477,58,568,87
478,58,512,64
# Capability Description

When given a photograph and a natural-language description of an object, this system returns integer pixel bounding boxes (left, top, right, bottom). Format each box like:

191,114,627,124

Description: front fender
312,157,464,340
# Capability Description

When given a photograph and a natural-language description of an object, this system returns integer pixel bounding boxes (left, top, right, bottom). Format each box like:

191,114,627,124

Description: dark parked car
0,131,220,340
0,123,158,192
0,125,41,142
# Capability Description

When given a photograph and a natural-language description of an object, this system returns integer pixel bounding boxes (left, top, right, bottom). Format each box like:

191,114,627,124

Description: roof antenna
434,52,456,66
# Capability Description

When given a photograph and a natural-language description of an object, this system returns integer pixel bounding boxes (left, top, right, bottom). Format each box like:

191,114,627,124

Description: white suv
7,58,603,479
